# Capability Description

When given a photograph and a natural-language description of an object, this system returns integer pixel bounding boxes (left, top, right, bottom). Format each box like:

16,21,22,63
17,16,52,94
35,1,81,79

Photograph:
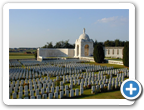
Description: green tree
34,50,37,59
54,40,75,48
93,40,98,47
42,45,47,48
123,41,129,67
115,39,120,47
54,41,62,48
47,42,53,48
104,40,111,47
120,41,125,46
110,41,115,46
93,44,104,63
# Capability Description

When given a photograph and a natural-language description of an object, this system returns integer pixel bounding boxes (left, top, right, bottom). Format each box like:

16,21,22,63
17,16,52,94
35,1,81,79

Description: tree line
42,39,128,48
94,39,127,47
42,40,75,48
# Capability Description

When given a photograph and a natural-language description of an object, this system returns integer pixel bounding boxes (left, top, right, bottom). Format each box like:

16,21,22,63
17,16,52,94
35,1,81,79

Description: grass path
9,56,35,59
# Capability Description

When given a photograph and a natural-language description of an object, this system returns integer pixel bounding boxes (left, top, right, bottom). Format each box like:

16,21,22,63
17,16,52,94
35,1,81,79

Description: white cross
126,83,137,95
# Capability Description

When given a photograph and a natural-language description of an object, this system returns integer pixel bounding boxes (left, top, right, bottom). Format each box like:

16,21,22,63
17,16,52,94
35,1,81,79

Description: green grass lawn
105,57,123,61
9,53,34,56
83,62,128,69
77,90,124,99
9,56,35,59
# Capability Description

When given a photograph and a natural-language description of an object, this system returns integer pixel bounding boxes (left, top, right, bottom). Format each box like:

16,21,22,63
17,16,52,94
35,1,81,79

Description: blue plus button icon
124,81,139,97
121,79,142,100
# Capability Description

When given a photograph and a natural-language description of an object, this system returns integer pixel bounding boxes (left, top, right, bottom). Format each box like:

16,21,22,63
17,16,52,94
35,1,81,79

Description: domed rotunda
74,28,94,57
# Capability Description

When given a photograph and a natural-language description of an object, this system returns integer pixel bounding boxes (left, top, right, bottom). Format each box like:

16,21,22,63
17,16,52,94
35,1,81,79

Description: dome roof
79,28,90,40
79,33,90,40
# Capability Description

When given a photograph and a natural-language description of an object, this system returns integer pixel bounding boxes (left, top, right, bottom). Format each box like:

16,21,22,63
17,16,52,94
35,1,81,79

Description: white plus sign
126,83,137,95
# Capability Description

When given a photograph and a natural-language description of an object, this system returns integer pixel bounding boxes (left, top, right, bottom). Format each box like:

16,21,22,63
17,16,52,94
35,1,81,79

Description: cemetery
9,28,129,99
9,59,129,99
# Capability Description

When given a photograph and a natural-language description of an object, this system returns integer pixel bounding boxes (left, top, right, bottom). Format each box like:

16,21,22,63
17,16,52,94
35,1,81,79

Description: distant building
24,52,32,54
104,47,124,59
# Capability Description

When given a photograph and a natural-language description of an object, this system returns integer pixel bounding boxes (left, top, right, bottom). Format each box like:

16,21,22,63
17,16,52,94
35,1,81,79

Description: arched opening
84,45,89,56
77,45,79,56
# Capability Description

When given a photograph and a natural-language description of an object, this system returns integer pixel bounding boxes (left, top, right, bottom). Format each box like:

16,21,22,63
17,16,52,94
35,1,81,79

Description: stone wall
37,48,74,58
108,60,123,65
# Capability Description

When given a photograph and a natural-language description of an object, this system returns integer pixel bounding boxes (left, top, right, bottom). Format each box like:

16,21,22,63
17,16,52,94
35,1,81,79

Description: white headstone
56,86,59,92
77,79,80,85
9,87,12,94
30,90,34,96
119,82,122,87
46,88,49,93
29,85,33,91
30,96,35,99
18,92,22,98
80,88,83,95
65,90,69,97
34,84,37,90
42,94,47,99
60,81,63,86
37,95,41,99
91,86,95,94
75,89,79,96
54,92,58,99
84,82,87,87
65,85,68,90
60,91,64,99
43,83,46,89
70,89,74,97
115,81,118,89
49,93,53,99
69,84,73,89
80,83,83,89
96,85,99,91
24,86,28,91
24,97,29,99
107,84,111,91
51,87,54,93
60,86,63,91
24,91,28,96
41,88,44,94
12,92,17,99
36,89,39,95
74,79,77,85
14,87,18,93
38,84,42,90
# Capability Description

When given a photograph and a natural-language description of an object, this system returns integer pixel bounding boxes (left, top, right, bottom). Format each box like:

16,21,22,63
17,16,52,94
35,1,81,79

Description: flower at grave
88,85,91,89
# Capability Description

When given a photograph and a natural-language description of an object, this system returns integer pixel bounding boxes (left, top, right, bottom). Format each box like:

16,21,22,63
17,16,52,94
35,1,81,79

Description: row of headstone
9,72,125,93
9,65,114,78
11,88,83,99
98,68,129,77
91,81,122,94
9,60,21,67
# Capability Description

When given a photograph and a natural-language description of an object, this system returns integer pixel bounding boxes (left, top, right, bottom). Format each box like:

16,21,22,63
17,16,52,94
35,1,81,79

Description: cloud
95,16,128,26
95,16,119,23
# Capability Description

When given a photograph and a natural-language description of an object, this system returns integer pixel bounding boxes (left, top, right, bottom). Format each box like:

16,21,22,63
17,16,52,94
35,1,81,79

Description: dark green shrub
34,50,37,59
93,44,104,63
123,42,129,67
